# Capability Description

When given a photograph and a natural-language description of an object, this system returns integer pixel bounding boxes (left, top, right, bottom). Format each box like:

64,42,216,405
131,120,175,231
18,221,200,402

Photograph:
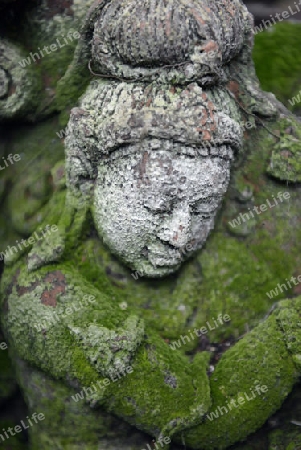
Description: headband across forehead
65,81,243,194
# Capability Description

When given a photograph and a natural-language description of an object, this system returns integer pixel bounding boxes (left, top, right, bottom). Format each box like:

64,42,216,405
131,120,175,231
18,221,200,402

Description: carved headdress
64,0,277,196
90,0,253,83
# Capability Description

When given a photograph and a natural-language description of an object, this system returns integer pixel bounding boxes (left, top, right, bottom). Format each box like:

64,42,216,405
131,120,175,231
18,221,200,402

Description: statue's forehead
136,152,229,189
65,82,241,193
99,149,230,203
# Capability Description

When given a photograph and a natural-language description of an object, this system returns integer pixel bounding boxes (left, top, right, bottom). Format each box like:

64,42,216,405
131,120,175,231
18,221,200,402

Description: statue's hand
69,315,145,378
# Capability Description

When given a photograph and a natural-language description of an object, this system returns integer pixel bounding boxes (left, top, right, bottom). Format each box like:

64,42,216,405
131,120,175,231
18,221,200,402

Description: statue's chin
114,240,199,278
126,257,183,278
133,263,182,278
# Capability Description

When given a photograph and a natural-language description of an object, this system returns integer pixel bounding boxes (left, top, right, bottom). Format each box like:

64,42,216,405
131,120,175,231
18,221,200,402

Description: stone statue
1,0,301,449
66,80,241,278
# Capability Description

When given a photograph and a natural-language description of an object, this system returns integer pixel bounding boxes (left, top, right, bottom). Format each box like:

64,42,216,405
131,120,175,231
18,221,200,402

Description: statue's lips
146,247,183,268
145,235,201,268
149,258,182,268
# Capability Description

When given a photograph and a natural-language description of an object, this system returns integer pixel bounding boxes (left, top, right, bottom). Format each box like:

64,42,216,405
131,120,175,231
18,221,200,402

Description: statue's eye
191,209,211,219
191,197,217,216
143,199,172,214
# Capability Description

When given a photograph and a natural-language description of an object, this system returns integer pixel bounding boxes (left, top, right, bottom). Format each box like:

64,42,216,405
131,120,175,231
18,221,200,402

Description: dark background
0,1,300,449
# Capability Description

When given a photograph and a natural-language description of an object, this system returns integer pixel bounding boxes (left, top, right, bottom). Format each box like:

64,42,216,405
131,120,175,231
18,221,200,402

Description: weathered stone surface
0,0,301,449
65,80,242,276
0,0,95,122
91,0,251,84
0,39,41,120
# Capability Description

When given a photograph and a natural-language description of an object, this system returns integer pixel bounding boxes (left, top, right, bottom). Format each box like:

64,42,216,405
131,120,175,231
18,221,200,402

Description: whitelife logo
266,274,301,299
206,381,268,421
169,314,231,350
0,153,21,170
228,192,290,229
0,225,58,262
288,89,301,107
252,1,301,34
18,31,80,68
0,412,45,443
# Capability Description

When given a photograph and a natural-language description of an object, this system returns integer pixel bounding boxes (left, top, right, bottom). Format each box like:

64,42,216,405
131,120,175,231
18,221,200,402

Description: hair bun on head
91,0,253,84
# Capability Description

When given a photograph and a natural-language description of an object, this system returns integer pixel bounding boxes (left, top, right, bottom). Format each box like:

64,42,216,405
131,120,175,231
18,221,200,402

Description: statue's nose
157,203,191,248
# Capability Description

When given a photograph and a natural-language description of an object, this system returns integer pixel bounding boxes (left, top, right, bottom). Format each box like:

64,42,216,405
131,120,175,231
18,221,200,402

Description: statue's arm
2,261,301,448
0,263,211,439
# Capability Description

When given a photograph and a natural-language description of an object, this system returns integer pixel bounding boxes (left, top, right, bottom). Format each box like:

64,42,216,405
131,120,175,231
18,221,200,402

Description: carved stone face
92,140,232,277
66,81,243,278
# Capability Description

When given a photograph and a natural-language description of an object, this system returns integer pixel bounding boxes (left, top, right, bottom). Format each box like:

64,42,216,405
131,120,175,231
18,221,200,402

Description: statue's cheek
190,216,216,244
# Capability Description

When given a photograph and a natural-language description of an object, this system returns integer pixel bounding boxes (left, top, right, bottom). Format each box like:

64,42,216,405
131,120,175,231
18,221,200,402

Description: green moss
181,308,298,449
253,23,301,113
55,69,93,126
268,428,301,450
1,258,213,441
266,118,301,182
0,116,65,245
1,111,301,448
0,420,28,449
14,362,117,450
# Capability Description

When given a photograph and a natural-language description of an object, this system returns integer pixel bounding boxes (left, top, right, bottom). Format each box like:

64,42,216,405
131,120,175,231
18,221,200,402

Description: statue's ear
225,9,280,121
227,53,279,120
266,117,301,183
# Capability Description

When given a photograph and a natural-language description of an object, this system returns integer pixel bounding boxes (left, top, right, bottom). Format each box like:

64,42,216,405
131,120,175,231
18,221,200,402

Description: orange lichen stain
139,21,146,31
227,80,241,99
190,8,206,25
41,271,66,307
202,40,218,54
202,130,211,140
165,13,172,37
200,109,208,126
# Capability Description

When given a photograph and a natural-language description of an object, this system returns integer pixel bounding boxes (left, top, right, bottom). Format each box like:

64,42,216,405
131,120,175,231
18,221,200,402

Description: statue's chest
76,236,203,344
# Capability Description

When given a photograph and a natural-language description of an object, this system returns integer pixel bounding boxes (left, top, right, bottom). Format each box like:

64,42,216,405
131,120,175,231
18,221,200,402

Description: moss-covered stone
0,116,65,244
1,2,301,450
0,0,95,122
1,112,301,449
0,39,42,121
0,329,16,403
13,359,149,450
268,427,301,450
266,119,301,182
253,23,301,114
